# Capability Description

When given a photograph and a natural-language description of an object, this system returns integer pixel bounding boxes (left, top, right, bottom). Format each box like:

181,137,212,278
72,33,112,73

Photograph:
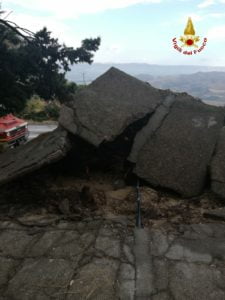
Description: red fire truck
0,114,29,147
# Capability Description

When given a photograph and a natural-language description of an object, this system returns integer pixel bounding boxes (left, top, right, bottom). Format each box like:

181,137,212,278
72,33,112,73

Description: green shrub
22,95,60,121
44,101,60,120
24,95,46,113
31,111,48,121
23,95,46,120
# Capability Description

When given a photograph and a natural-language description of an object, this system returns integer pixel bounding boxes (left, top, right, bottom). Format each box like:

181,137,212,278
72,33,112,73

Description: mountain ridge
67,63,225,84
67,63,225,105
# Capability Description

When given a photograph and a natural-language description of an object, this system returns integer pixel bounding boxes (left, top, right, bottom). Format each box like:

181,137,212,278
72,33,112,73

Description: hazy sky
3,0,225,66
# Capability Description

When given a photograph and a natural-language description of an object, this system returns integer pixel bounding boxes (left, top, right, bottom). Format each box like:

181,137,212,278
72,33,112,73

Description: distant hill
67,63,225,105
67,63,225,84
140,72,225,106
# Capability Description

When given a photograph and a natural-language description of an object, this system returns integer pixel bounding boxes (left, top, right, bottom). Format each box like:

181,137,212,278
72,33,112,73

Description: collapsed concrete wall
133,95,224,197
1,67,225,198
211,127,225,198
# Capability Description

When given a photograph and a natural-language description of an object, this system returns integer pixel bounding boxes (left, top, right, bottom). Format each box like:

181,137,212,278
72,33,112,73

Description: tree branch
0,18,35,42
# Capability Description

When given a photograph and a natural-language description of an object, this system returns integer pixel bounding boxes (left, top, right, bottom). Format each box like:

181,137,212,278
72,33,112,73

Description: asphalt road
28,124,57,141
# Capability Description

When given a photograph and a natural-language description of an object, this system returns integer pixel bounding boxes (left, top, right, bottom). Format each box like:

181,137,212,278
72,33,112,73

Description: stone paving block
180,225,212,240
169,261,225,300
49,230,92,259
118,263,135,300
149,230,171,256
165,242,212,263
95,235,121,258
29,231,63,257
0,230,36,257
0,258,17,286
80,231,96,248
5,258,74,300
166,237,225,263
134,228,155,298
123,244,134,264
118,280,135,300
191,223,225,238
98,226,119,237
152,258,169,291
0,219,225,300
67,257,119,300
119,263,135,280
187,223,216,238
124,233,135,246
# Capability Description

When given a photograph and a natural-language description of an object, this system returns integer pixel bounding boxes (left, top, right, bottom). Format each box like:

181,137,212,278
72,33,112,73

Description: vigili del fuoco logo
172,17,207,56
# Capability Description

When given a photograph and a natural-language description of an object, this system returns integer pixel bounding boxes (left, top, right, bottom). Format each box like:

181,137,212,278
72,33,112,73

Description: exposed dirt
0,162,224,229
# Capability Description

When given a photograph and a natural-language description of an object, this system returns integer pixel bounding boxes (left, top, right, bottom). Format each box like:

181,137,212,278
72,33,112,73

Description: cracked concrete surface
128,94,176,163
0,216,225,299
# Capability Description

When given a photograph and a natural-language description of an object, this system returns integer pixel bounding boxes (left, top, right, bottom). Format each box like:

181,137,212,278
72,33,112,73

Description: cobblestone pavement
0,215,225,299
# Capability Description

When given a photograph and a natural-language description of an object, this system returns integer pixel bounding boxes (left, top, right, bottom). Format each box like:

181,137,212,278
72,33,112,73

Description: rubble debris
59,68,225,197
204,208,225,221
59,67,163,146
0,67,225,198
0,127,71,186
17,214,62,227
0,169,224,228
134,95,224,197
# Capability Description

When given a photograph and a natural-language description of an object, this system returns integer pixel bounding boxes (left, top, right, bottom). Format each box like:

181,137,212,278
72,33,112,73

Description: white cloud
180,13,204,24
6,0,162,19
94,42,124,62
208,24,225,40
208,12,225,18
198,0,225,8
4,0,163,46
198,0,215,8
180,11,225,25
7,13,81,46
188,13,204,22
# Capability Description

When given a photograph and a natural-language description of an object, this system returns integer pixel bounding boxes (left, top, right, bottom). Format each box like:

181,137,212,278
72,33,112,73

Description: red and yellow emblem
172,17,207,55
180,18,200,48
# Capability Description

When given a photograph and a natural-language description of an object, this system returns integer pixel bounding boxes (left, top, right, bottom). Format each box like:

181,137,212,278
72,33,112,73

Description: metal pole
136,179,142,228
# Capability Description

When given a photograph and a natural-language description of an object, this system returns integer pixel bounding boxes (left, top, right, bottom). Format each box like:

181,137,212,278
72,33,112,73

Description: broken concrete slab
210,127,225,198
134,95,224,197
128,93,176,163
59,68,225,197
58,104,77,135
59,67,164,146
0,127,71,186
1,67,225,199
